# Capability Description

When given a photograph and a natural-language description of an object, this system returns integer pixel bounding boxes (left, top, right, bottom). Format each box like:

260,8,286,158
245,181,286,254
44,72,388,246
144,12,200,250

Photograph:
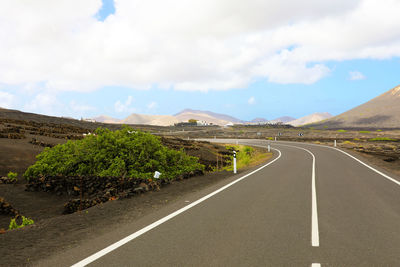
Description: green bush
7,171,18,182
337,129,347,133
9,216,34,230
24,126,204,180
359,131,370,134
224,145,254,170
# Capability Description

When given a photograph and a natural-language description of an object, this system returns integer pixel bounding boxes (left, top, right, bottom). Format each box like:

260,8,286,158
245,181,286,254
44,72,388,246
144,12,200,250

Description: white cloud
147,101,157,109
69,101,96,112
0,91,15,108
24,92,62,116
248,96,255,105
0,0,399,92
114,96,135,113
349,71,366,80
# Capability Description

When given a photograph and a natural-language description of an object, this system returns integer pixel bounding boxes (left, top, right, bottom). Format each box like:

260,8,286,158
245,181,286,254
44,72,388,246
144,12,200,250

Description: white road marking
311,263,321,267
273,143,320,247
332,147,400,186
275,140,400,187
213,139,321,247
71,148,282,267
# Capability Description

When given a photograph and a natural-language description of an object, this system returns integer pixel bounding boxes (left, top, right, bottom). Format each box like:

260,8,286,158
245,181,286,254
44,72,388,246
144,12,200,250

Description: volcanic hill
310,85,400,129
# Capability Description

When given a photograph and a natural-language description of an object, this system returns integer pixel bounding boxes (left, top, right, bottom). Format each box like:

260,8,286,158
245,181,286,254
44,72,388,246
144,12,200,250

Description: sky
0,0,399,121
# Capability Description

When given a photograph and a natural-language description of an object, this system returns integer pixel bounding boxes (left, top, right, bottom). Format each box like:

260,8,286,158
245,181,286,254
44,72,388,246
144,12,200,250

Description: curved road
44,140,400,266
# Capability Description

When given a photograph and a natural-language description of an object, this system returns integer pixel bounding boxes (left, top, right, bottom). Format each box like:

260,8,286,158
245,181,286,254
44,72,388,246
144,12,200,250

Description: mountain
174,109,243,123
90,109,242,126
269,116,296,124
249,117,269,123
310,85,400,129
93,115,121,124
122,114,178,126
287,112,332,127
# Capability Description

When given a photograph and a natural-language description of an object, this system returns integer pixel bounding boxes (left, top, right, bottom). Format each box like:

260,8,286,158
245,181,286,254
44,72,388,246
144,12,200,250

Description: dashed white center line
311,263,321,267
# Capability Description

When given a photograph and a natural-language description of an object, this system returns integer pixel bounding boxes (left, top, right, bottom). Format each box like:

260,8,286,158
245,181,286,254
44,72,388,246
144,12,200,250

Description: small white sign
154,171,161,179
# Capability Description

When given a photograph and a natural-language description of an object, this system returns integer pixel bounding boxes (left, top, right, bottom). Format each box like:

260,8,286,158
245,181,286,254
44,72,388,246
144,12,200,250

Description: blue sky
0,0,399,121
58,58,400,120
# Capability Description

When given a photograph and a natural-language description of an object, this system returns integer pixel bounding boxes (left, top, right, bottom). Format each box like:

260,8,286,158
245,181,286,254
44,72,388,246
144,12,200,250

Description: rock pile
29,138,55,148
0,176,17,184
26,170,203,214
0,197,19,217
161,137,232,171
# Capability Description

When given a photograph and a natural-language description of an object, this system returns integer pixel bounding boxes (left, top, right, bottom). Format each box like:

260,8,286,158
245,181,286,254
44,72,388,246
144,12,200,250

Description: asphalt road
45,140,400,266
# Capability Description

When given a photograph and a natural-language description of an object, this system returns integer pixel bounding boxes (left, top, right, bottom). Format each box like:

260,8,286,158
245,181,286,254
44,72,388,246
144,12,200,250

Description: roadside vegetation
24,126,204,181
369,137,397,142
8,216,34,230
223,144,272,171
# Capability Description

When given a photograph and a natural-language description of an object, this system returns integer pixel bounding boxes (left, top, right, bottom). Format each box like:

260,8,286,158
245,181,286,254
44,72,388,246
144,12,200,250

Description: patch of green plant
359,131,370,133
337,129,347,133
7,171,18,182
266,137,274,140
376,129,382,132
9,216,34,230
224,145,258,171
24,126,204,180
369,137,397,142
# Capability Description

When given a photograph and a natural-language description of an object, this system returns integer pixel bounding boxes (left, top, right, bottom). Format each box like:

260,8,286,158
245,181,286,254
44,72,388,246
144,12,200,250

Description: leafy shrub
342,141,356,146
337,129,347,133
9,216,34,230
224,145,258,171
24,126,204,180
7,172,18,182
243,146,254,155
359,131,370,133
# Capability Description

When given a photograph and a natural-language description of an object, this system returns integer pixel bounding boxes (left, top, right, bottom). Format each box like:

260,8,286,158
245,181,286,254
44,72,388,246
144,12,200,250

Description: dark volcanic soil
0,170,239,266
1,108,399,266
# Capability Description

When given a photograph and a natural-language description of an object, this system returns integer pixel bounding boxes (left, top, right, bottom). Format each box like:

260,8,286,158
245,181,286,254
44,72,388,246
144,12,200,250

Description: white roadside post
334,140,337,147
268,144,271,152
274,136,277,141
233,151,237,174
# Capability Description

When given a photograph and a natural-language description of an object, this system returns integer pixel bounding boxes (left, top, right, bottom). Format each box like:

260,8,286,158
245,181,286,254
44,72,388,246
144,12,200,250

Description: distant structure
196,120,211,126
174,121,197,127
175,119,212,127
81,118,96,123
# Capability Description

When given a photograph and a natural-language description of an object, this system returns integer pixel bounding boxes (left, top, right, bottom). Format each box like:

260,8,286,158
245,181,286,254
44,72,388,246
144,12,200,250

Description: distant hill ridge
95,109,271,126
309,85,400,129
287,112,333,127
174,109,244,123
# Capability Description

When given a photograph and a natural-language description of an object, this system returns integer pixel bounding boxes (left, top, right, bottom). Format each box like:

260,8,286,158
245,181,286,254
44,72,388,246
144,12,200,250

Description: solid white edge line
272,143,320,247
275,140,400,187
332,147,400,186
311,263,321,267
71,147,282,267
